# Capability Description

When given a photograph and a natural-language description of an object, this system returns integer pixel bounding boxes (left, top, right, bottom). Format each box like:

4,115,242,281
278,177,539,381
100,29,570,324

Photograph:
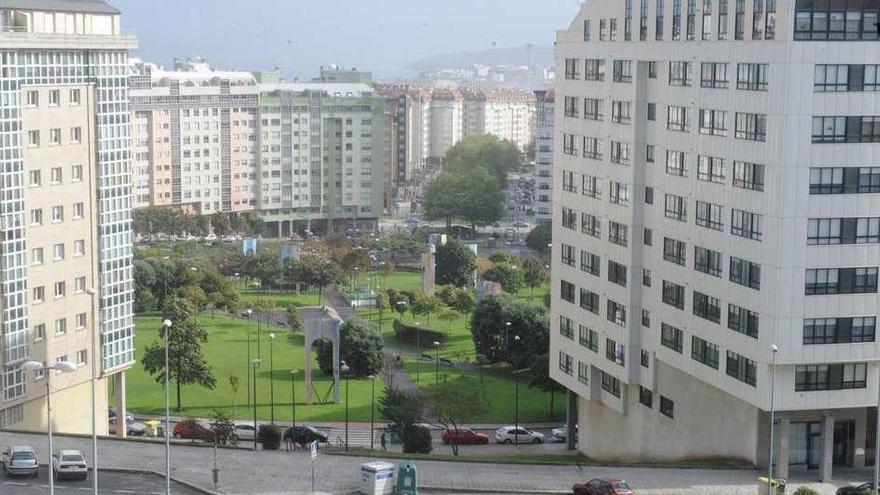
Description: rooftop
0,0,120,14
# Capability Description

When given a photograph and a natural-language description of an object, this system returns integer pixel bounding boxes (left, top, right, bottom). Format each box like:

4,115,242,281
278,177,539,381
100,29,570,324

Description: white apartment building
0,0,137,435
550,0,880,481
427,88,464,163
534,89,554,224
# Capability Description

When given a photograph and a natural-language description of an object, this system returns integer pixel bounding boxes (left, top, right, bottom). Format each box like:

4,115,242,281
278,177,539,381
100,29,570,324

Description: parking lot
0,467,202,494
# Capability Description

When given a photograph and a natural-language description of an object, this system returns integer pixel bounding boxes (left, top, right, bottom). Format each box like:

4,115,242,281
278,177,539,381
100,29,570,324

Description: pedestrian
380,432,387,452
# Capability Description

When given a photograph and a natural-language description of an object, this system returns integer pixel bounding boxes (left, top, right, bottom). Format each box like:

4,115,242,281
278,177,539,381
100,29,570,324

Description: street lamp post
768,345,779,495
269,333,275,424
252,358,261,451
85,287,99,495
162,318,172,495
514,335,521,448
290,370,298,430
505,322,512,361
433,341,441,387
415,322,421,382
246,309,253,408
368,375,376,451
395,300,407,358
341,362,350,452
20,360,78,495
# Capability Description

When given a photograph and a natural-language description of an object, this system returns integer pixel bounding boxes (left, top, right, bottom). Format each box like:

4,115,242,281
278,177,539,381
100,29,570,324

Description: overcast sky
110,0,581,78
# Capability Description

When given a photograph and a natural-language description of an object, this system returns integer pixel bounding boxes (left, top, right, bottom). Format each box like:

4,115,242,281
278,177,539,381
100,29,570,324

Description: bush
209,410,235,446
402,424,433,454
339,319,384,377
393,320,447,347
792,488,819,495
315,338,334,376
258,424,282,450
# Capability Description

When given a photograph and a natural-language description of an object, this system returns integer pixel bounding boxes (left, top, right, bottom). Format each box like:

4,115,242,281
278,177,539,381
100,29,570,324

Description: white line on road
77,488,93,491
115,490,137,494
2,482,27,486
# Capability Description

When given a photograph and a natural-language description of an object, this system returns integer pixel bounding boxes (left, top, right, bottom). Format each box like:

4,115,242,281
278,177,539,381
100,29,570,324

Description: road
0,467,201,494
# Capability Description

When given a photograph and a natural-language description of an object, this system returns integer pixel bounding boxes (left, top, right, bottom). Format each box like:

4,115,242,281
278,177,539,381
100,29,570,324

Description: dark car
441,428,489,445
573,478,634,495
283,425,329,445
837,483,875,495
172,419,214,441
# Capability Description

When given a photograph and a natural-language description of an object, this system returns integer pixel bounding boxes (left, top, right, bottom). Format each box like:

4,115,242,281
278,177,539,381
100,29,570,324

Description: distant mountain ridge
404,44,554,71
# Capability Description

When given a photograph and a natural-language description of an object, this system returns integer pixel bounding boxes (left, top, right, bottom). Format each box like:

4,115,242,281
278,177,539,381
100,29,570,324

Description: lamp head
433,341,440,347
514,335,521,342
54,361,78,373
771,344,779,353
19,360,44,372
290,369,299,375
162,319,172,328
269,333,275,339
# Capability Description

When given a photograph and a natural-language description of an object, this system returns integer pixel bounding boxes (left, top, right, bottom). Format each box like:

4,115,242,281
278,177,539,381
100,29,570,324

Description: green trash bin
757,477,786,495
396,461,417,495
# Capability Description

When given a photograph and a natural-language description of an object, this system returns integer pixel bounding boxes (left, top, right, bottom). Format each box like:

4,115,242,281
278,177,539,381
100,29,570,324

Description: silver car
2,446,38,478
52,450,87,481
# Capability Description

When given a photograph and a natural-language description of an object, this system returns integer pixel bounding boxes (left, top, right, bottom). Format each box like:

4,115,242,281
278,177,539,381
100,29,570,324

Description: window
562,171,577,193
75,276,86,293
609,181,629,206
76,350,87,366
718,0,729,38
53,243,65,261
601,371,621,397
52,206,63,222
673,0,682,38
807,218,842,245
33,286,45,304
805,267,879,295
608,260,627,287
610,141,631,165
613,60,633,83
812,116,846,143
560,280,576,303
640,387,653,407
609,221,628,247
580,288,600,314
794,2,879,41
731,209,763,240
726,351,757,386
693,291,721,323
583,137,602,159
810,167,880,194
666,150,687,176
649,61,658,78
662,280,686,310
584,59,605,81
70,127,82,144
69,89,81,105
812,116,880,144
563,96,580,118
75,313,87,330
564,58,581,79
578,362,589,384
29,170,41,186
701,63,729,88
47,90,60,106
607,300,626,326
644,186,654,204
669,62,692,86
733,161,764,191
686,0,697,38
27,130,40,147
562,207,577,230
611,100,632,124
30,209,43,226
561,244,576,267
660,396,674,418
735,113,767,141
582,175,601,198
579,325,599,352
699,109,727,136
647,103,657,121
558,351,574,375
49,128,61,145
50,167,62,184
664,194,687,221
730,257,761,289
644,227,653,246
583,19,591,40
694,246,722,277
664,237,687,265
34,324,46,342
796,363,867,392
582,213,601,237
54,281,65,298
814,64,848,91
692,336,720,368
737,63,768,90
55,318,67,335
31,248,43,265
609,18,618,40
606,338,625,366
702,0,712,38
667,105,689,132
71,202,83,220
696,201,724,230
642,308,651,327
661,323,683,352
563,133,578,155
804,317,876,344
26,90,39,107
641,350,650,367
584,98,603,120
728,304,759,338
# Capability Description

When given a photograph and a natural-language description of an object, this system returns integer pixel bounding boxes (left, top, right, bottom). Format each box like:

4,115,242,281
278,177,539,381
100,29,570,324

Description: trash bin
144,419,161,437
757,477,786,495
359,461,394,495
396,461,417,495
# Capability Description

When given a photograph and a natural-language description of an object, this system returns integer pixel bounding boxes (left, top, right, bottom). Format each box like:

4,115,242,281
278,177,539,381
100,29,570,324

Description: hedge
393,319,448,347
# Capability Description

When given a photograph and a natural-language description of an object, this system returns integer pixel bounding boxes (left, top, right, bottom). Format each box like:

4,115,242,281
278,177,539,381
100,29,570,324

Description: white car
231,423,257,442
204,234,218,241
551,424,578,442
494,426,545,444
109,417,146,436
52,450,87,481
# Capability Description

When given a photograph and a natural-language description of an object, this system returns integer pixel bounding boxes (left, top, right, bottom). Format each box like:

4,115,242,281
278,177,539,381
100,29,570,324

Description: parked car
573,478,634,495
494,426,545,444
52,450,87,481
109,417,146,436
441,428,489,445
552,424,578,442
231,423,257,443
1,446,38,478
204,234,218,242
837,483,875,495
283,425,329,445
172,419,214,441
108,409,134,424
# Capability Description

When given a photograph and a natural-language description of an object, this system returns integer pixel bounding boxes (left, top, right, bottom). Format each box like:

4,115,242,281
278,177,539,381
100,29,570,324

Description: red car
172,420,214,441
441,428,490,445
573,478,634,495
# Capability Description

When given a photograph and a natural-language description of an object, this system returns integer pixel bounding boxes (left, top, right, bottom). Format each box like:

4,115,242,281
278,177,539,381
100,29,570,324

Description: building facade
534,89,554,224
550,0,880,481
0,0,137,435
463,89,536,151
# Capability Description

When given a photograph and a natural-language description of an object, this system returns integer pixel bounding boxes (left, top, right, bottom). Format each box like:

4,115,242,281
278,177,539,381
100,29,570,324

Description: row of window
807,217,880,245
30,240,86,265
663,194,763,240
794,1,880,41
31,313,89,340
32,275,89,303
660,322,757,386
25,88,82,108
30,203,86,225
810,167,880,195
638,386,675,419
564,59,769,92
26,127,83,147
812,116,880,143
814,65,880,92
28,165,84,186
805,267,878,295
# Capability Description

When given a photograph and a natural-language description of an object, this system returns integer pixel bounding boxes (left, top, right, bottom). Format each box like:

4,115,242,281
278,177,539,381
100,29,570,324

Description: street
0,467,201,495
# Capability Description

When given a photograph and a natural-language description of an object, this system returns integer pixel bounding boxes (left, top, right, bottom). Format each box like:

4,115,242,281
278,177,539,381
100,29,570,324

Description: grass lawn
124,314,384,422
358,308,477,363
238,289,321,309
403,359,564,424
379,271,423,293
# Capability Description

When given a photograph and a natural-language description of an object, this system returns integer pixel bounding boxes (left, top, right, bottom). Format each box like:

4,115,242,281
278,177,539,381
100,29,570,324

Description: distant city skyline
110,0,580,78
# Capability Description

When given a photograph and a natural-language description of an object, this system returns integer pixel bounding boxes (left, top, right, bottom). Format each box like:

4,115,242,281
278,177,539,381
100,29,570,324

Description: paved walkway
0,431,873,494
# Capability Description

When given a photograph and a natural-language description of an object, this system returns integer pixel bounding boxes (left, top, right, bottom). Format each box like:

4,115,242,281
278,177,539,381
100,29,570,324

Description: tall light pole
395,300,407,358
20,360,77,495
269,333,275,424
505,322,512,361
415,322,421,381
246,309,253,408
768,344,778,495
341,361,350,452
85,287,99,495
251,358,261,451
290,370,298,429
162,318,172,495
514,334,521,448
433,341,441,387
368,375,376,451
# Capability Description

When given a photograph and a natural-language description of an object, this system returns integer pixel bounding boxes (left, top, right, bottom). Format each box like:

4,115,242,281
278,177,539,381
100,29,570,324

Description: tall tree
425,380,487,456
422,172,465,231
522,257,548,299
142,296,216,410
443,134,523,184
339,318,384,377
470,295,550,369
435,240,476,288
525,224,552,256
527,353,565,417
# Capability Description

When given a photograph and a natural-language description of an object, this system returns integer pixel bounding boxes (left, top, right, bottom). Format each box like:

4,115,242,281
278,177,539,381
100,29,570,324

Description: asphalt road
0,467,202,495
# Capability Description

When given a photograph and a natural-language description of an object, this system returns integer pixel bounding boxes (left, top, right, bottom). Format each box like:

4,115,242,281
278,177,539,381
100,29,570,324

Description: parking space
0,467,202,495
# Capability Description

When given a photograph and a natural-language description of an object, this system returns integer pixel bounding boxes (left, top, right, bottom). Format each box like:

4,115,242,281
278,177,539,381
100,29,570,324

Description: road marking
115,490,137,494
78,488,93,491
2,481,27,486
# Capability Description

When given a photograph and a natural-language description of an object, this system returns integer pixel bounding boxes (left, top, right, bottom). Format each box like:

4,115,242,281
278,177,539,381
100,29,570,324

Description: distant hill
404,44,554,71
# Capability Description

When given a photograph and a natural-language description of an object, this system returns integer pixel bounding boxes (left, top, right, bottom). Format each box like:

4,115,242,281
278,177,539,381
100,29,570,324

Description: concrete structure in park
129,60,386,235
534,89,554,225
549,0,880,482
0,0,138,435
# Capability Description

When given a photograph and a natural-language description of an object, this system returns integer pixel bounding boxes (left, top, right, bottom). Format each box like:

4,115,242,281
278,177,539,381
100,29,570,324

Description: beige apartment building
463,89,537,151
1,0,137,435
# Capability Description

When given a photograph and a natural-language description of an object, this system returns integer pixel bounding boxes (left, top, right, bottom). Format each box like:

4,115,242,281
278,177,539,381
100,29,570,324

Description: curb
100,467,222,495
420,487,569,495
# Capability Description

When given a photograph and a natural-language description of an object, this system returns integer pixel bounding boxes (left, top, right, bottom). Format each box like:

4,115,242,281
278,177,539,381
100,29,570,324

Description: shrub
402,424,433,454
792,488,819,495
209,410,235,446
393,320,447,347
258,424,282,450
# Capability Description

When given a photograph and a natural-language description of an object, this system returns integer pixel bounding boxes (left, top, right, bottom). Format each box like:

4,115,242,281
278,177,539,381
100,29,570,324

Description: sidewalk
0,430,865,494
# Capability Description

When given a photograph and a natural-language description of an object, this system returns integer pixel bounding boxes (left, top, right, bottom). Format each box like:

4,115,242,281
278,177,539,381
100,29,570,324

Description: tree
525,224,552,256
443,135,522,185
315,338,334,376
210,213,231,237
228,373,241,416
435,240,476,288
522,258,548,299
142,296,217,411
411,293,442,327
451,290,475,317
482,262,523,293
527,354,565,417
288,254,341,303
339,319,383,377
379,386,423,428
423,172,465,231
210,410,236,446
403,424,433,454
456,167,504,232
425,380,486,455
133,259,157,313
470,295,550,369
436,308,460,332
